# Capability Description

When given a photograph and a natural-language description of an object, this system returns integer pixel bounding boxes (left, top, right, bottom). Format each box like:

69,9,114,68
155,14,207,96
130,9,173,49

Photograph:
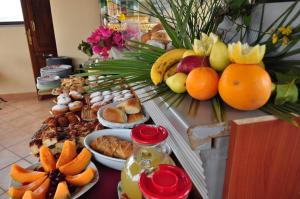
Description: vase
109,47,127,59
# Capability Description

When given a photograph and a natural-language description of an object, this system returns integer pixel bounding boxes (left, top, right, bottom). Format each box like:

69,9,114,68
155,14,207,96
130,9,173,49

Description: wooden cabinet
223,116,300,199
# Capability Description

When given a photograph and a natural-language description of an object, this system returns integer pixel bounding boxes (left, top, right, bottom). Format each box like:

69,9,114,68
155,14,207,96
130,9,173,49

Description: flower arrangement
78,26,125,59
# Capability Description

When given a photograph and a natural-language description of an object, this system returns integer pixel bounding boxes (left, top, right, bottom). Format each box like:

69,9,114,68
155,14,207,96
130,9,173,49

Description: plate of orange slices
8,140,99,199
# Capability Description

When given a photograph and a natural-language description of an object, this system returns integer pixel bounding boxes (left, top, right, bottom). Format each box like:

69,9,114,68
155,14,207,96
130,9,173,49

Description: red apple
177,55,209,74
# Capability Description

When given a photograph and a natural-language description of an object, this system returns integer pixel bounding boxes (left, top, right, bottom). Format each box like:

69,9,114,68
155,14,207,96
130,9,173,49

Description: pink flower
112,32,124,47
85,25,126,58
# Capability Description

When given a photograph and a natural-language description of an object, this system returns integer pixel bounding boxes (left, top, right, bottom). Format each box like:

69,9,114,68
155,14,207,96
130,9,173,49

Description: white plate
84,129,131,170
97,102,150,129
9,162,99,199
84,129,173,171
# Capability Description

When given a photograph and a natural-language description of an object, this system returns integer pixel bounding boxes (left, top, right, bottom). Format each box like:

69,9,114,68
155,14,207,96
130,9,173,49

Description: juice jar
121,125,174,199
139,164,192,199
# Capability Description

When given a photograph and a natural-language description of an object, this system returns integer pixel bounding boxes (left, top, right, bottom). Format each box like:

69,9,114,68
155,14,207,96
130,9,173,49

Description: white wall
0,25,36,95
50,0,101,67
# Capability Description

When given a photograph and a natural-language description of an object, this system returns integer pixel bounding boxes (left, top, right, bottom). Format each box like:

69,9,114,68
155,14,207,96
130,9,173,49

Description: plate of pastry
84,129,133,170
97,98,150,129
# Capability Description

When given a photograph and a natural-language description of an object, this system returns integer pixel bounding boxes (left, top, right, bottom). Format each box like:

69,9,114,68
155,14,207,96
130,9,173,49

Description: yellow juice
121,147,174,199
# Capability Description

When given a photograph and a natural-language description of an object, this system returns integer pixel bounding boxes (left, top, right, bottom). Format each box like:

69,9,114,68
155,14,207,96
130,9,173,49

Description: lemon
228,41,266,64
193,33,218,56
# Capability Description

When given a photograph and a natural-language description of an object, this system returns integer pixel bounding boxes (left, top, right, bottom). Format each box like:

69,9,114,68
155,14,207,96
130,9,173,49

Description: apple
177,55,209,74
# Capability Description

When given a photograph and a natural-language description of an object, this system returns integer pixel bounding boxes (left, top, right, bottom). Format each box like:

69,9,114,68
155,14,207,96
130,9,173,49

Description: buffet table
79,160,120,199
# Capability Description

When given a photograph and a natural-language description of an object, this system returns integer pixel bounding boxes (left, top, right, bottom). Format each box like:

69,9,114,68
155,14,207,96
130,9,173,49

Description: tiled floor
0,94,53,198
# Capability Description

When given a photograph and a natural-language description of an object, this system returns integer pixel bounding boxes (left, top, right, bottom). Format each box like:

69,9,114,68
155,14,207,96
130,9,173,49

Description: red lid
131,125,168,145
139,164,192,199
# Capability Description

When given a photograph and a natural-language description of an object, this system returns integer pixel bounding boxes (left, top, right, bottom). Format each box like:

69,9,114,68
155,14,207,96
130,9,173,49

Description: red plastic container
139,164,192,199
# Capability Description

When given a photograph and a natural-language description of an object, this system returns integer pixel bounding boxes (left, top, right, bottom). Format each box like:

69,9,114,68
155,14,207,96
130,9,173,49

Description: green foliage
78,41,93,57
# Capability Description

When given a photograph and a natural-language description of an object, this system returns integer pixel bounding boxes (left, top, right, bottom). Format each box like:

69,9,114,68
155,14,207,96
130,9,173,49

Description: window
0,0,23,25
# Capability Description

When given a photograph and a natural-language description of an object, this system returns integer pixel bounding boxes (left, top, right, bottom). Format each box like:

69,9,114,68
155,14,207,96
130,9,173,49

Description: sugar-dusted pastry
123,93,133,100
57,93,69,100
90,95,104,104
121,90,131,95
102,107,127,123
57,96,72,105
127,112,145,123
113,96,124,103
68,101,83,112
52,104,68,116
102,90,111,96
90,91,101,98
117,98,141,114
112,91,123,97
103,94,113,101
69,90,83,100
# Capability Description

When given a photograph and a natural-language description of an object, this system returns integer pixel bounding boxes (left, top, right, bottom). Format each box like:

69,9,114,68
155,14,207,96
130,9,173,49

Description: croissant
91,136,133,159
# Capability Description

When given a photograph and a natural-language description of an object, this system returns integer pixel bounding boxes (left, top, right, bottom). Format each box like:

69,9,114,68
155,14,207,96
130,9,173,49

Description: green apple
209,41,230,71
166,73,187,93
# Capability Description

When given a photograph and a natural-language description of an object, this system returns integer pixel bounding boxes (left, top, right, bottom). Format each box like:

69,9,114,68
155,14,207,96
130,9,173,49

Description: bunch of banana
150,49,187,85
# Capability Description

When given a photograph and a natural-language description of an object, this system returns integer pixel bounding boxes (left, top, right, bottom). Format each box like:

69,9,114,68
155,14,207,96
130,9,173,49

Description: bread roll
151,30,171,44
151,23,163,33
141,32,152,43
117,98,141,114
103,107,127,123
127,112,145,123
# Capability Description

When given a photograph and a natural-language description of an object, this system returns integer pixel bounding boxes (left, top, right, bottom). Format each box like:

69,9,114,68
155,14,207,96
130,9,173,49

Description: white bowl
9,162,99,199
97,102,150,129
84,129,131,170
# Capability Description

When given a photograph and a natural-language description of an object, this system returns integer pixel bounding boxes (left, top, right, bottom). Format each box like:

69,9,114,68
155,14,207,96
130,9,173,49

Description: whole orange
186,67,219,100
218,63,272,110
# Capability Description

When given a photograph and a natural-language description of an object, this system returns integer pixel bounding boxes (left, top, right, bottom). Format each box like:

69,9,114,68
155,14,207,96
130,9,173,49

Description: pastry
68,101,83,112
90,96,104,104
81,105,97,121
102,107,127,123
103,95,113,101
127,112,145,123
91,101,106,113
117,98,141,114
57,93,69,100
151,30,171,44
52,104,68,116
57,96,72,105
68,121,101,147
91,135,133,159
113,96,124,103
121,90,131,95
90,91,101,98
65,112,80,124
57,116,69,127
69,90,83,100
150,23,163,33
123,93,133,100
102,90,111,96
141,32,152,43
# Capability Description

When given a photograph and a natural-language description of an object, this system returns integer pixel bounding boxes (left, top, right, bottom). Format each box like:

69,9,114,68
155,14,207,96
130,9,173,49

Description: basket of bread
97,98,150,129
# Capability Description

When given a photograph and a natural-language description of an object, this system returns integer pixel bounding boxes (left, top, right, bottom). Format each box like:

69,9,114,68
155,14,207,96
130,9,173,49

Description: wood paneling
223,117,300,199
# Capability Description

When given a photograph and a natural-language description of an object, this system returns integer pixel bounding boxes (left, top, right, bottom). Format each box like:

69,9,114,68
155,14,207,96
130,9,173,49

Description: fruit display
147,32,274,111
9,141,96,199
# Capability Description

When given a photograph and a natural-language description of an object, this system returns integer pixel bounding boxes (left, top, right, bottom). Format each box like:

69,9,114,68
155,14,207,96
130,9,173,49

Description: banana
151,49,187,85
163,63,178,82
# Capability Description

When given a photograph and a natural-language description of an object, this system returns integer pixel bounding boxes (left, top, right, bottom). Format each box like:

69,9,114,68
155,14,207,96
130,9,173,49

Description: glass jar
121,125,174,199
139,164,192,199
